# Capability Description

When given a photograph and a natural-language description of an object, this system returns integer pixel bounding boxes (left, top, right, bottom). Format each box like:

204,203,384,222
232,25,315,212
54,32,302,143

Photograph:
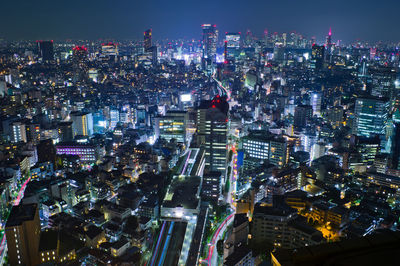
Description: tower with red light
72,45,88,83
197,95,229,178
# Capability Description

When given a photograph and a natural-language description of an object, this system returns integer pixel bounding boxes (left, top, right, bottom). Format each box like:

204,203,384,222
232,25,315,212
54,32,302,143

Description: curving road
201,213,234,266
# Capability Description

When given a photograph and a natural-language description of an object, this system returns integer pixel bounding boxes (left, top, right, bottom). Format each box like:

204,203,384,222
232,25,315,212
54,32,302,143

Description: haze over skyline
1,0,400,43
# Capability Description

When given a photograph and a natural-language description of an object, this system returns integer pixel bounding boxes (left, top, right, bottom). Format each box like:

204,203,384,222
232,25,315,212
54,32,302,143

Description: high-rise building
225,32,241,59
156,110,187,143
225,32,241,49
70,112,93,137
251,197,324,248
58,121,74,142
37,40,54,61
110,109,119,129
310,92,322,116
202,24,218,60
5,203,40,266
311,44,325,70
354,96,389,137
72,46,88,83
197,95,228,175
326,106,344,128
143,29,157,65
391,123,400,170
325,28,333,62
101,42,119,57
144,29,152,51
294,105,313,128
369,66,397,98
201,171,223,202
11,121,27,143
354,136,380,165
242,131,288,167
26,123,41,144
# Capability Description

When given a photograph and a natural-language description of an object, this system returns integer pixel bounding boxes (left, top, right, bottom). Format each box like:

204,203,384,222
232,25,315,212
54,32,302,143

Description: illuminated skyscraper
310,92,322,116
156,111,187,143
225,32,241,49
311,44,325,70
197,95,228,175
245,29,253,47
144,29,152,51
354,96,389,137
37,40,54,61
325,28,333,62
11,121,27,143
263,29,269,47
294,105,313,128
143,29,157,65
326,28,332,51
202,24,218,60
71,111,93,137
225,32,240,59
101,42,119,57
5,203,40,266
58,121,74,142
72,46,88,83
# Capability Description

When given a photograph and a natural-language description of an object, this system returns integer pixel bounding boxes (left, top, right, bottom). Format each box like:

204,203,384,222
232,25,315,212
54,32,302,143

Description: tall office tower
58,121,74,142
263,29,269,47
26,123,41,143
37,40,54,61
310,92,322,116
156,111,187,143
354,136,380,165
282,33,287,47
110,109,119,129
325,28,332,53
245,29,252,47
225,32,240,59
70,111,93,137
369,67,397,98
294,105,313,128
354,96,389,137
311,44,325,70
101,42,119,57
326,106,344,128
11,121,27,143
391,123,400,169
224,40,228,63
72,46,88,83
202,24,218,60
144,29,152,51
225,32,241,49
242,131,288,167
197,95,228,175
273,45,285,62
5,203,40,266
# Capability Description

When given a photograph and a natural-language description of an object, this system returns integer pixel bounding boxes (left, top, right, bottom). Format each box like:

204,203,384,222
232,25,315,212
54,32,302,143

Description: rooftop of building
6,203,37,227
162,176,200,210
272,230,400,266
254,197,297,218
224,244,252,266
39,229,58,252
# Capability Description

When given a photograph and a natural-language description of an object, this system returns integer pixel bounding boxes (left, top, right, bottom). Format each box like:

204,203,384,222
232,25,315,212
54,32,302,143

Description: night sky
1,0,400,43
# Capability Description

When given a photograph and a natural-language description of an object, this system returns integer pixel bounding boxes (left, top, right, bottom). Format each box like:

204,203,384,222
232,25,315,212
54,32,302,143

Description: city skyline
1,0,400,43
2,1,400,265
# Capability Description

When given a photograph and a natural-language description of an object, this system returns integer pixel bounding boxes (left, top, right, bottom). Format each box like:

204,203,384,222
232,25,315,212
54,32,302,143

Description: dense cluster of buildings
1,25,400,265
